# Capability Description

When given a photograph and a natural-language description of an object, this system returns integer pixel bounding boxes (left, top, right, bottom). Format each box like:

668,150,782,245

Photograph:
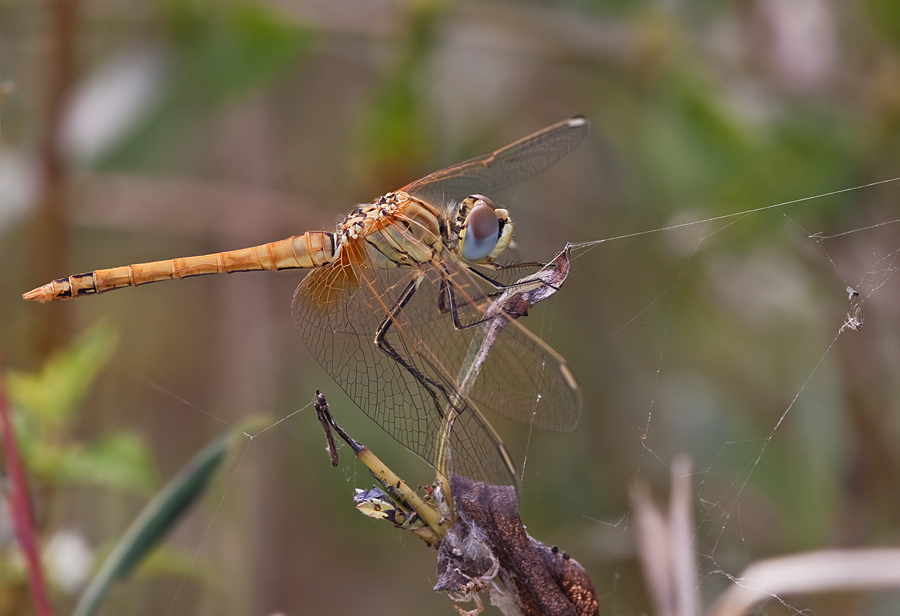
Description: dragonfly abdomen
23,232,335,303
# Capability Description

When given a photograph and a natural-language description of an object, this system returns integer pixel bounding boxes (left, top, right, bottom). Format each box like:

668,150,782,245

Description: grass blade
73,431,235,616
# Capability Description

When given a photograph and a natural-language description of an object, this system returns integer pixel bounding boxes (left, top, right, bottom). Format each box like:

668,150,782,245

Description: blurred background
2,0,900,614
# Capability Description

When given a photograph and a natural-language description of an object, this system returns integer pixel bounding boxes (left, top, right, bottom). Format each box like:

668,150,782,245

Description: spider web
100,175,900,616
558,179,900,615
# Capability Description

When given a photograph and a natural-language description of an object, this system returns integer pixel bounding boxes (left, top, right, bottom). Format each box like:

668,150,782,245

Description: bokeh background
2,1,900,614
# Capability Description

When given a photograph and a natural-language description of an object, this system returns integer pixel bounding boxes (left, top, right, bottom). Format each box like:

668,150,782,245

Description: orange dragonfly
24,117,589,487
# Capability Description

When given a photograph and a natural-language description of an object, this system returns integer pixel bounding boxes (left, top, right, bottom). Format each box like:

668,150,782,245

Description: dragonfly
24,117,589,487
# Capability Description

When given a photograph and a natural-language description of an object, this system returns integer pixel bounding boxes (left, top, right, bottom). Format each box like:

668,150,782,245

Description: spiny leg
373,277,458,418
438,263,555,332
466,261,561,293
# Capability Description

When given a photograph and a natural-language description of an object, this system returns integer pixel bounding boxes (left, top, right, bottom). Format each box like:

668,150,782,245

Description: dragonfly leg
373,278,457,418
438,265,539,332
438,274,500,332
436,259,564,333
466,262,560,293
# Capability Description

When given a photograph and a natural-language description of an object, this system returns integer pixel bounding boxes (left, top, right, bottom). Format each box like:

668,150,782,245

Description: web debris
568,176,900,613
839,286,864,333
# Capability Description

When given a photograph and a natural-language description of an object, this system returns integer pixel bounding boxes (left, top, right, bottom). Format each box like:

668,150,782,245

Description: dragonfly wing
292,239,518,486
461,315,582,432
402,116,590,209
419,257,582,432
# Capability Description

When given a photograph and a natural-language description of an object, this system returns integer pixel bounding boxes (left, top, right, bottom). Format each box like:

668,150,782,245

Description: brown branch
436,476,598,616
31,0,80,357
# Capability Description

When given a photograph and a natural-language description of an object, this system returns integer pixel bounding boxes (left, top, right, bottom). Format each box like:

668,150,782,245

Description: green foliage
548,0,652,15
164,0,313,100
98,0,312,169
7,323,158,494
63,433,159,493
867,0,900,47
607,64,857,239
73,430,238,616
9,323,117,429
355,0,447,186
3,322,265,614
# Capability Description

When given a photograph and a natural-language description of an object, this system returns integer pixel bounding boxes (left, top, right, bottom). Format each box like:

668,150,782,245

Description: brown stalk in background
32,0,80,357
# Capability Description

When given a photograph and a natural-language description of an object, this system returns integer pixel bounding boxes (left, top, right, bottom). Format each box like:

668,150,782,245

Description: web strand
573,175,900,612
568,176,900,257
125,174,900,615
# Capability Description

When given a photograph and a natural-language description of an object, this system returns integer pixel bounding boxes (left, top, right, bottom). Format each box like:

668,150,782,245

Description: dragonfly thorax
337,192,445,269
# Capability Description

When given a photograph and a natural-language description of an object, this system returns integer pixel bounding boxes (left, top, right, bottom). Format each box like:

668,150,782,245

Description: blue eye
461,201,500,261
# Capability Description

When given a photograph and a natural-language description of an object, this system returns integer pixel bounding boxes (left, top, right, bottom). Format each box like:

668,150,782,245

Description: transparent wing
437,258,582,432
291,226,580,486
401,117,590,209
292,240,516,486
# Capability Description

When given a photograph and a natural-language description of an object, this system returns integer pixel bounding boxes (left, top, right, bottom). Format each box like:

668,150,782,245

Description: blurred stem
31,0,80,357
0,361,54,616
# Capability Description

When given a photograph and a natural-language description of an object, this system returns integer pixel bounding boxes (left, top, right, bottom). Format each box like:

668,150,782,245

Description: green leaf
63,432,159,494
73,430,237,616
8,323,118,429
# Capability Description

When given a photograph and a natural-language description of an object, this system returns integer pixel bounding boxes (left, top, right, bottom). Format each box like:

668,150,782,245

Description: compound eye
461,199,500,261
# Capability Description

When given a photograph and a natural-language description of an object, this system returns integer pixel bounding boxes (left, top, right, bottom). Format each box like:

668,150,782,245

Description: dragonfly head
457,195,513,263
